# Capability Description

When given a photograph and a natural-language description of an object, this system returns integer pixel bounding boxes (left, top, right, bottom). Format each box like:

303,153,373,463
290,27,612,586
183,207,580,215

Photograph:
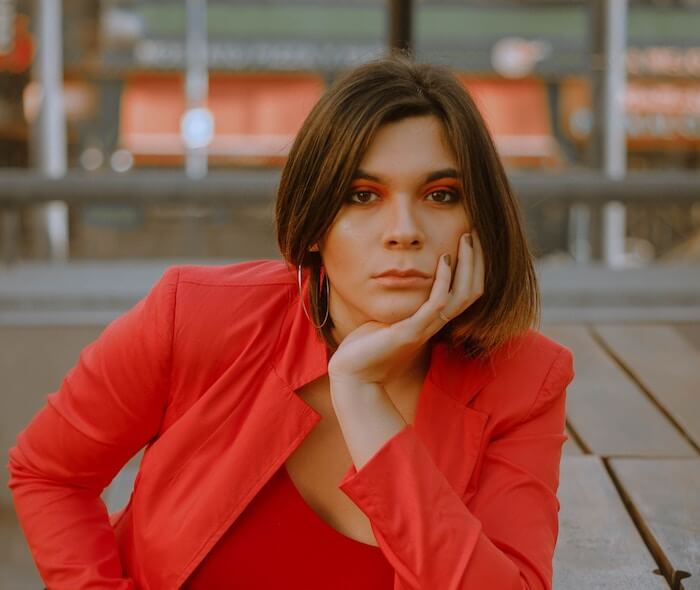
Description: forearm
8,407,137,589
337,425,530,590
9,457,135,589
334,347,573,590
329,378,407,470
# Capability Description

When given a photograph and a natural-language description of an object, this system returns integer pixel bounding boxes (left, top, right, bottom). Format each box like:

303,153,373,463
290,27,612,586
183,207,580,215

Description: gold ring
439,311,450,322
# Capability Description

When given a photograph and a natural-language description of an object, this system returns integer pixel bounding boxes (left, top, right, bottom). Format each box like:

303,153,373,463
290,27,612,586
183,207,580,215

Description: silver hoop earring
297,264,330,329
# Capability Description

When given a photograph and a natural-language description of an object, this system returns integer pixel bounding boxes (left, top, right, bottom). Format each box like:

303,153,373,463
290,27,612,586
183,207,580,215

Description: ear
309,243,319,252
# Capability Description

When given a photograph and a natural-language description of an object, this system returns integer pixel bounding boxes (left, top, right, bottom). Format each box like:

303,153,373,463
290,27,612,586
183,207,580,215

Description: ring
438,311,450,322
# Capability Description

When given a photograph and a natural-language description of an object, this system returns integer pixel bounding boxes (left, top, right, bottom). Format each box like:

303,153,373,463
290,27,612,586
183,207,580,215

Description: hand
327,231,485,386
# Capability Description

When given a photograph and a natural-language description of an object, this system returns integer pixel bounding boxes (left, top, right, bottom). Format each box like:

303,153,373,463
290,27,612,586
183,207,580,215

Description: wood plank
563,424,584,455
675,323,700,352
542,326,695,457
594,324,700,450
554,456,670,589
608,458,700,590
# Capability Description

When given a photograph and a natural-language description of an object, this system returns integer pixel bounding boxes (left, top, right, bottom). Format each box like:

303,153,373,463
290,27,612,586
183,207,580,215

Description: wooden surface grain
543,325,695,457
554,456,671,590
608,458,700,590
594,325,700,450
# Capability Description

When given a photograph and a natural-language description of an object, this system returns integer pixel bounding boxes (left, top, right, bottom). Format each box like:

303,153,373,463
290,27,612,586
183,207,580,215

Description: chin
365,295,427,324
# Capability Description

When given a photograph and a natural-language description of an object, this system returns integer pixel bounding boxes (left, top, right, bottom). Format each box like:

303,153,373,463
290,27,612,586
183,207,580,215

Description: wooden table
546,324,699,590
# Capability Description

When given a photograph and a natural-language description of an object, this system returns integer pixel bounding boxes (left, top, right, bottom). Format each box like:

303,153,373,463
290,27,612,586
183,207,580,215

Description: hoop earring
297,264,330,329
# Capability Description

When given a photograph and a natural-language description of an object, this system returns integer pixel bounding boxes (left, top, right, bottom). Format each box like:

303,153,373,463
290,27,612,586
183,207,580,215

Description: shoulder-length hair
275,54,540,359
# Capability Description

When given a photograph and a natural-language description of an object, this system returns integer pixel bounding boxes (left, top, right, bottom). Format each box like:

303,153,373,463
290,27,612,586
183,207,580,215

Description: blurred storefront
120,73,325,167
92,1,699,173
1,1,699,262
561,75,700,170
3,1,699,173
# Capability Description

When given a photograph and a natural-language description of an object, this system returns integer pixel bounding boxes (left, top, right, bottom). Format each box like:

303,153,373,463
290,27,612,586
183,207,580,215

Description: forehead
357,115,457,177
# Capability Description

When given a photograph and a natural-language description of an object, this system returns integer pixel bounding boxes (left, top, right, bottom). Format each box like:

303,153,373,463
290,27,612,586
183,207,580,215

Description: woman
8,55,574,589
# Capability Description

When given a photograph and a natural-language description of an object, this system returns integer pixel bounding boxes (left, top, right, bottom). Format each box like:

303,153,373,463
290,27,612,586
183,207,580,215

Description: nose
382,194,423,248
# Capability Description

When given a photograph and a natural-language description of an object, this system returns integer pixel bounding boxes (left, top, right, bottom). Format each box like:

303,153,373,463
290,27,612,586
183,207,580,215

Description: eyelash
347,189,459,204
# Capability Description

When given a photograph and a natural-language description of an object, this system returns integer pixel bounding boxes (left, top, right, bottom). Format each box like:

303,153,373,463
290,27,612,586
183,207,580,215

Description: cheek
321,217,369,268
330,216,367,242
431,221,469,253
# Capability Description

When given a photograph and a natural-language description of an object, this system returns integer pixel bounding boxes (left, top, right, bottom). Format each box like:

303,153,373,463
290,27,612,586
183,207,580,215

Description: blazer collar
272,272,496,408
271,285,495,502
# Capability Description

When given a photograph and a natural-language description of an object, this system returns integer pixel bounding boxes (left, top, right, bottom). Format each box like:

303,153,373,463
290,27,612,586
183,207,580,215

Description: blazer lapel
166,287,330,589
413,341,494,498
273,301,497,502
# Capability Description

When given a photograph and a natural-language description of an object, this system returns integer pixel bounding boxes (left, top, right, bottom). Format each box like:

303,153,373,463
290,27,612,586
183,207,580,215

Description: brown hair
275,54,540,359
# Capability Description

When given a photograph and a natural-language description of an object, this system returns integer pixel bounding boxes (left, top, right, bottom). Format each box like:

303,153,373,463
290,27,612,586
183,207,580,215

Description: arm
336,346,574,590
330,377,407,470
6,267,180,590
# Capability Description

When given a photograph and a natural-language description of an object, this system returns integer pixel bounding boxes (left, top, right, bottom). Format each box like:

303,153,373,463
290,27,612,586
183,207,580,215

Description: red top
183,462,395,589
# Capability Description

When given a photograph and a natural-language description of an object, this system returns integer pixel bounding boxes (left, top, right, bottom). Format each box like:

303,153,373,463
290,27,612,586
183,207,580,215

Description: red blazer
8,260,574,590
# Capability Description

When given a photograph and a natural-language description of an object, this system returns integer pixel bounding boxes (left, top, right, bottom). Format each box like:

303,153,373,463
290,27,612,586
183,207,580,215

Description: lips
374,269,431,279
372,269,432,288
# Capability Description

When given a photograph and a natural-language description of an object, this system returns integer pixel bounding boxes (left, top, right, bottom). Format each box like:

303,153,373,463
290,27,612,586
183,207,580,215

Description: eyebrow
352,168,461,184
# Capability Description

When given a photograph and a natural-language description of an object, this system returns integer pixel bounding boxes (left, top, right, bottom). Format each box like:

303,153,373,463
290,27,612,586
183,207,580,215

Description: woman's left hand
327,231,485,386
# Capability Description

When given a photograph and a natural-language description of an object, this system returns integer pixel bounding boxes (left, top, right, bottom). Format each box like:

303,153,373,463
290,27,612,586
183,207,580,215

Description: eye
426,189,459,203
347,190,379,204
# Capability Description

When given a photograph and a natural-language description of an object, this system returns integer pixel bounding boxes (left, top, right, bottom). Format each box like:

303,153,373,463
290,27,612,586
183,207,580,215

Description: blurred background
0,0,699,264
1,1,699,588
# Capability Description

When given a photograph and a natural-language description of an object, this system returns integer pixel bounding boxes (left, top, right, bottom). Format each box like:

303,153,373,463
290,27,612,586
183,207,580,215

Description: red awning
458,76,559,164
120,73,325,165
120,72,558,168
560,77,700,149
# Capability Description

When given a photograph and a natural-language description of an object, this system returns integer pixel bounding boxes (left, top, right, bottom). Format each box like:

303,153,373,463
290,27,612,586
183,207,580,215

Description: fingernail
464,233,473,247
443,254,451,267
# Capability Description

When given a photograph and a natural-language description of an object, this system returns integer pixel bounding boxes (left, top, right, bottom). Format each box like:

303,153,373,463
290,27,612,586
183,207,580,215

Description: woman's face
317,115,472,341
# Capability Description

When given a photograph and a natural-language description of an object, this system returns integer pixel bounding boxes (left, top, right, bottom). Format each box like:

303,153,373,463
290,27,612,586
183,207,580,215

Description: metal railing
1,169,698,206
1,169,699,265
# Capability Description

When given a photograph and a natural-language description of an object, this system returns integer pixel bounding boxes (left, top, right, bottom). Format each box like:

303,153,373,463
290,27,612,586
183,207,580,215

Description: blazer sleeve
6,266,180,590
338,346,574,590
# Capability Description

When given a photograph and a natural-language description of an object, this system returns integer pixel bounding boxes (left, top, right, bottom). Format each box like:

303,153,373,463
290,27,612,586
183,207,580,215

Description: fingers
430,252,453,313
393,230,485,343
396,252,452,340
443,232,474,316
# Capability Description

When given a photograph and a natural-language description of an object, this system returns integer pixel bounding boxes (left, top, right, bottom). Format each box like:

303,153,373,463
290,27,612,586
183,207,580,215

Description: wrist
328,373,382,396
